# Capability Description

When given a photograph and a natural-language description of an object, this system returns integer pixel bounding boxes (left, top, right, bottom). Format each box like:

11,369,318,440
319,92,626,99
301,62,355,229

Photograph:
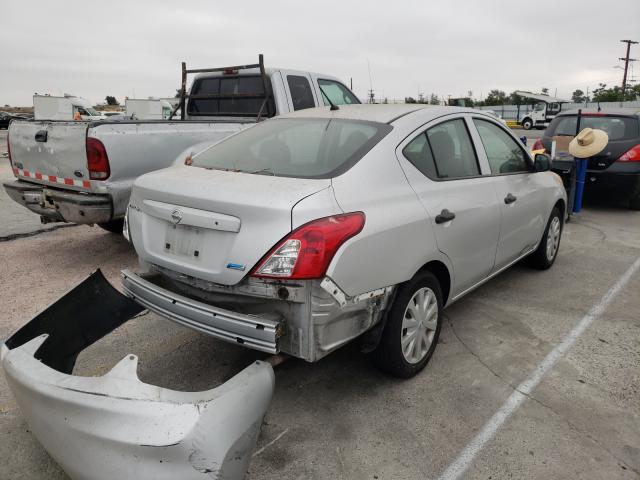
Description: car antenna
319,87,339,111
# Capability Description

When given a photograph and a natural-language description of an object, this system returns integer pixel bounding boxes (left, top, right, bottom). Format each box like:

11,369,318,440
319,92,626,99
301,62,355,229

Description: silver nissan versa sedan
122,104,567,378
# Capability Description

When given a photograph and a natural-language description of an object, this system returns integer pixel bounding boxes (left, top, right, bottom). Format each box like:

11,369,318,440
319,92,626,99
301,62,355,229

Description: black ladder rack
169,54,271,120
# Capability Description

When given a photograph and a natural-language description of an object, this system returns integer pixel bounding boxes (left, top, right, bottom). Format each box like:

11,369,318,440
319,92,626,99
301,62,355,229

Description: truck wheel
97,219,125,234
371,271,442,378
527,206,563,269
521,118,533,130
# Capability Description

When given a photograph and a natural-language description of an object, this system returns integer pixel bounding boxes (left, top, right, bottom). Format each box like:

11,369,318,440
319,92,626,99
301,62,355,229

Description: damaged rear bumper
1,270,274,480
3,180,113,224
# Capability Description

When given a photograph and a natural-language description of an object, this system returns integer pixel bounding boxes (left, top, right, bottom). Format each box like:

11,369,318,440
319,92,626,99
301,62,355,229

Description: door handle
504,193,517,204
435,209,456,224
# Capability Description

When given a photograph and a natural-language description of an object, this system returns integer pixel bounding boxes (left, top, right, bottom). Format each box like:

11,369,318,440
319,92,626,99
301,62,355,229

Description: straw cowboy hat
568,128,609,158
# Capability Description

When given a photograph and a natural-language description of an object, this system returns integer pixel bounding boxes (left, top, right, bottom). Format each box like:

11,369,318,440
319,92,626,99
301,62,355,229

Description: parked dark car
0,111,27,129
533,109,640,209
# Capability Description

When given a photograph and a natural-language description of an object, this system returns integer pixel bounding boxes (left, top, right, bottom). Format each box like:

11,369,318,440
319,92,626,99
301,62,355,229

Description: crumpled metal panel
1,270,274,480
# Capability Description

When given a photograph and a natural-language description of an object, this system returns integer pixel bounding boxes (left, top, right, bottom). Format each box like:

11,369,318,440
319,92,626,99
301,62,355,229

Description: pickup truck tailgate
9,121,91,191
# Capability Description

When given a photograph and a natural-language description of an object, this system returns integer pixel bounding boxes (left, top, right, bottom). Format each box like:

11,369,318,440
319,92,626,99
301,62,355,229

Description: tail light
532,139,545,152
618,144,640,162
251,212,365,280
86,137,110,180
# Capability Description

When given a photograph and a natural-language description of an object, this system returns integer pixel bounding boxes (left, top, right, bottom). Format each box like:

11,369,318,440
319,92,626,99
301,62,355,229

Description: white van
33,95,105,121
125,99,173,120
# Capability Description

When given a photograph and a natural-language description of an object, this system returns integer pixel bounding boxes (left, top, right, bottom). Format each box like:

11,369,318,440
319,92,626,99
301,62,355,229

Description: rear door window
286,75,316,111
473,119,531,174
402,133,438,179
318,79,360,106
402,119,479,180
549,115,639,140
426,119,480,179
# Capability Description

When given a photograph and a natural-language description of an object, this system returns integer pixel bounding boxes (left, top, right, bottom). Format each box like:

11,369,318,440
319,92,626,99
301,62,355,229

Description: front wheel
521,118,533,130
371,272,443,378
97,219,125,234
527,206,563,269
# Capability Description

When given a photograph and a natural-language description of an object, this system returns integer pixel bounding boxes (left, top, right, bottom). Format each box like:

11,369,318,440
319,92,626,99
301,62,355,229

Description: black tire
97,219,124,234
629,179,640,210
521,118,533,130
371,271,443,378
527,206,563,269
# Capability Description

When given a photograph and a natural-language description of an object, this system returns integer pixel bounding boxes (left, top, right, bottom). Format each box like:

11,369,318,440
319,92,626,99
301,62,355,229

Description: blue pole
572,109,585,213
573,158,587,213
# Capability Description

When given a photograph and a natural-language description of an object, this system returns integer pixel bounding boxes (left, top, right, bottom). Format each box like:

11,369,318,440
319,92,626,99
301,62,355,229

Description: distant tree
592,82,639,102
484,89,507,106
429,94,440,105
571,89,586,103
541,87,549,95
509,91,526,105
405,96,417,104
105,95,119,106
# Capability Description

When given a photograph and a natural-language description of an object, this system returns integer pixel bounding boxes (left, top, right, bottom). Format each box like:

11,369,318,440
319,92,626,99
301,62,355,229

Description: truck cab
516,91,567,130
179,67,359,121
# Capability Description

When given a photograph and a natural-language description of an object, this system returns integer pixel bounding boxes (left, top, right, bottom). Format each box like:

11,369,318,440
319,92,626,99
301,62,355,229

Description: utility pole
585,86,589,106
619,39,638,101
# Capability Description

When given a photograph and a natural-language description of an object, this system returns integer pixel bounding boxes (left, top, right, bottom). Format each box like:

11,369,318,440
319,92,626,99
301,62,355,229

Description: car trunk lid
130,166,331,286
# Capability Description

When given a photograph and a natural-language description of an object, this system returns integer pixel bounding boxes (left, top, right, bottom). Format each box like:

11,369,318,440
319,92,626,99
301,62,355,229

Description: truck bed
6,118,255,224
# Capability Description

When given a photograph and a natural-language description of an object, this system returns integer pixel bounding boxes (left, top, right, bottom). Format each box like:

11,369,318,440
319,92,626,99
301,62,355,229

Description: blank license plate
165,224,203,258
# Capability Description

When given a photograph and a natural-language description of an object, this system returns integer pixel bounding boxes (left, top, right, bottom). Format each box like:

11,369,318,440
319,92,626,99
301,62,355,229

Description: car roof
279,104,477,124
558,108,640,117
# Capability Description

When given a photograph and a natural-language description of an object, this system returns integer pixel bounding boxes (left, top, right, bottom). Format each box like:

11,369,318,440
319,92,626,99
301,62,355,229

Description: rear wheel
371,271,442,378
521,118,533,130
97,219,124,234
527,206,563,269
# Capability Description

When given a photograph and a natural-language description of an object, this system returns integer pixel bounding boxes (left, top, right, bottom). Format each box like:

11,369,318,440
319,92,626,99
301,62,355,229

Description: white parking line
252,428,289,457
438,257,640,480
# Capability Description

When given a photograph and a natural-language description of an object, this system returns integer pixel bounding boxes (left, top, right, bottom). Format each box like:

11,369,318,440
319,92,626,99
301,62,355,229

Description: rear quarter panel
327,133,450,297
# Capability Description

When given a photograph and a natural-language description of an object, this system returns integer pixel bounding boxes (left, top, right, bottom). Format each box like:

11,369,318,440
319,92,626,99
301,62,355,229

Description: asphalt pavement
1,161,639,479
1,125,639,479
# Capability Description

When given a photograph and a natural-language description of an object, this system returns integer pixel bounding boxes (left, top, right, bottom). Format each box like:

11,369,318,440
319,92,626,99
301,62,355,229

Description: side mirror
533,153,551,172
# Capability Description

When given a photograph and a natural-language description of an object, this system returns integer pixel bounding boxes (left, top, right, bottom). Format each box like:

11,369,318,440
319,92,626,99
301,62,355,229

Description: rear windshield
547,115,639,141
187,75,275,117
191,118,392,179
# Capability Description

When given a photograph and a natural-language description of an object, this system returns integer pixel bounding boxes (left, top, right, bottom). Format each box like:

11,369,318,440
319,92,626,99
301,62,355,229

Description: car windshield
191,118,392,178
549,115,639,141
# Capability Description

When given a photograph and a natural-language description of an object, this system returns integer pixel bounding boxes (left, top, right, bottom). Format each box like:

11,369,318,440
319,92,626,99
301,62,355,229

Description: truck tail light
7,129,13,170
250,212,365,280
86,137,110,180
532,139,545,152
618,144,640,162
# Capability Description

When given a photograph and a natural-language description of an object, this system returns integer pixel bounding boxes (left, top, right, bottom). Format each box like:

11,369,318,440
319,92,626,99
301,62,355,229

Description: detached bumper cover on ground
1,270,275,480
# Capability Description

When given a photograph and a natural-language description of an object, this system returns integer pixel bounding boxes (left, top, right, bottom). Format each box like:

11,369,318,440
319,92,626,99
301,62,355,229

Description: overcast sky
1,0,639,106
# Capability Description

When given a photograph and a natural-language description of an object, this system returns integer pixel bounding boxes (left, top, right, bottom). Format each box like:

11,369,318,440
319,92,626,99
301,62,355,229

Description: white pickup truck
4,56,360,232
